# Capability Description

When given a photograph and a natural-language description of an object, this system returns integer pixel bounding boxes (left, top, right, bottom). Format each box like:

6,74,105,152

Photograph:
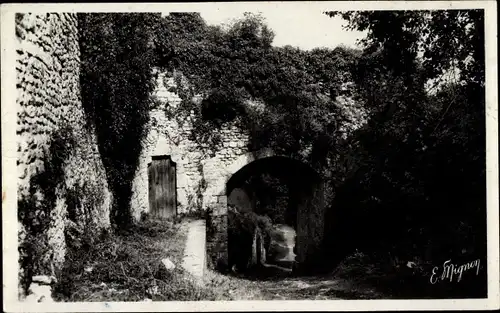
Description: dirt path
204,267,385,300
203,223,387,300
256,275,384,300
220,275,383,300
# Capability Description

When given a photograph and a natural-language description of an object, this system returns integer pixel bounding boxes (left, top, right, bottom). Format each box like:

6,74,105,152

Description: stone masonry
16,13,112,299
14,12,369,296
130,71,252,219
130,70,367,271
129,72,255,269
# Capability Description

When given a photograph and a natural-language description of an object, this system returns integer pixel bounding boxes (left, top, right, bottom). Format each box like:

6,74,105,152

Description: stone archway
206,149,327,274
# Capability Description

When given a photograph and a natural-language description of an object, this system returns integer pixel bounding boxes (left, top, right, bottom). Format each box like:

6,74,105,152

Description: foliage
53,219,219,301
55,10,486,299
324,10,485,87
155,11,485,282
156,13,363,163
236,173,292,226
78,13,161,229
17,122,76,294
323,10,486,292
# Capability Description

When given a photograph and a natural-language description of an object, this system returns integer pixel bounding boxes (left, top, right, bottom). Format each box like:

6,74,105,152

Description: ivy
156,13,363,164
78,13,161,229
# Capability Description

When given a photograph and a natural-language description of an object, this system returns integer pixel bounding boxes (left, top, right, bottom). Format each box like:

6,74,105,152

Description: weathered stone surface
129,68,366,272
129,71,251,219
249,227,266,267
16,13,111,300
25,283,53,303
182,220,206,282
161,258,176,271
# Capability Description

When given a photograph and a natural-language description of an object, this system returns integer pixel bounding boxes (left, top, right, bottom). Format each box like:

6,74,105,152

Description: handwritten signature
430,259,481,284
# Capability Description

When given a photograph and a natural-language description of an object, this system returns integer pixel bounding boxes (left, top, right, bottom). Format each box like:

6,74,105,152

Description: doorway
148,155,177,218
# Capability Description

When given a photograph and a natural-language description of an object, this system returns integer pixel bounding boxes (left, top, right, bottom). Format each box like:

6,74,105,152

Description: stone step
182,219,207,282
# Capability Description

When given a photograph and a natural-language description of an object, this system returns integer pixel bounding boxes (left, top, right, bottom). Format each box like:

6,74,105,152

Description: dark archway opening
226,156,323,279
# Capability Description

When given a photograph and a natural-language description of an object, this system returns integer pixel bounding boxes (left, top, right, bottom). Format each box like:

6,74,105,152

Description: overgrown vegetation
333,249,486,299
156,13,364,161
227,207,273,271
322,10,487,297
78,13,161,229
17,122,76,293
53,218,218,301
154,10,487,297
19,9,487,300
242,173,290,225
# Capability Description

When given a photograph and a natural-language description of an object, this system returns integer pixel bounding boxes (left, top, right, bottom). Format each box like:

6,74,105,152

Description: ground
53,216,394,301
48,214,486,301
53,217,214,301
203,269,385,300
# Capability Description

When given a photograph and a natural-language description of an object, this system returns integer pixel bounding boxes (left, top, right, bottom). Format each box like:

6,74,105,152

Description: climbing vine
156,13,365,164
18,122,75,292
78,13,161,229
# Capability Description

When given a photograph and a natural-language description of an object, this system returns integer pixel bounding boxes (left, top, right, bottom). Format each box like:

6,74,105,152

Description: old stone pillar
249,227,266,268
295,180,326,273
206,195,229,271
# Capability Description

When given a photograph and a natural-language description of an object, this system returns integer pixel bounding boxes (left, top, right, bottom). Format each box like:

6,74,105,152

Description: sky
162,7,367,51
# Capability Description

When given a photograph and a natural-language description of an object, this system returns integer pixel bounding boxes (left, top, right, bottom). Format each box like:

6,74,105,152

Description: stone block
206,213,229,272
217,195,227,206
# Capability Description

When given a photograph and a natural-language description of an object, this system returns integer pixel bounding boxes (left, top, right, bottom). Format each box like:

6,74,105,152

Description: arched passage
224,154,326,274
226,156,320,225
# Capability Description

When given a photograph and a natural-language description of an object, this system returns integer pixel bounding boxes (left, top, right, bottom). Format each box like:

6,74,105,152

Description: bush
53,219,218,301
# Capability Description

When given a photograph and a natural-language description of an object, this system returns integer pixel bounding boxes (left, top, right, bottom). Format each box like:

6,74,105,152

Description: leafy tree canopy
324,10,485,86
156,13,365,163
324,10,486,272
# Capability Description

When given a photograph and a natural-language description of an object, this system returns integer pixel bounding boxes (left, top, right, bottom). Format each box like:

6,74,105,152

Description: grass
52,216,478,301
53,217,220,302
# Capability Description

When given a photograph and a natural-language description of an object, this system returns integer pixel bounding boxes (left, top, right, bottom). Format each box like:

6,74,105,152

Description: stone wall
130,69,368,272
128,72,259,269
131,70,367,216
16,13,112,298
130,72,251,219
206,202,229,270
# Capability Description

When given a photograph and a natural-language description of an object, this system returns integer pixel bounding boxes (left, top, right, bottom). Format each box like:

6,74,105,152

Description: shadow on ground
223,262,384,300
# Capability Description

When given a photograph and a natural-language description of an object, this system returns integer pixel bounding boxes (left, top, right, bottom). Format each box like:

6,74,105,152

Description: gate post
295,179,327,274
206,195,229,272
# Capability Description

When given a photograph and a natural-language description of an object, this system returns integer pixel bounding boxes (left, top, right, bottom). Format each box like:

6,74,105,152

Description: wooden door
148,155,177,218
